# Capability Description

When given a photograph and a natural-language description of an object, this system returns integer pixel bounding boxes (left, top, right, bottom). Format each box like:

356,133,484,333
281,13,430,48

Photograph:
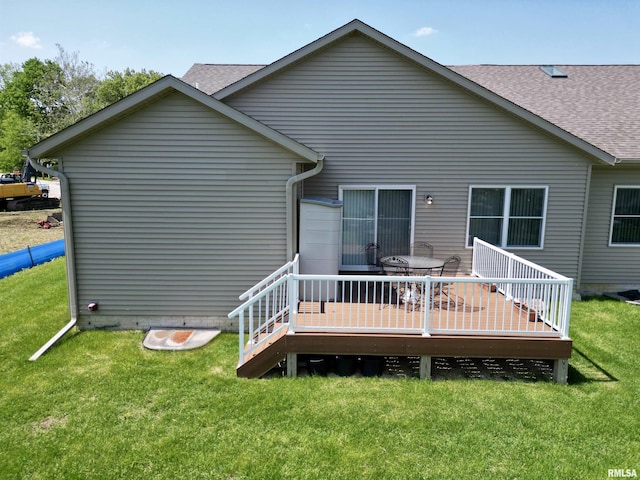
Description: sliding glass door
339,186,414,270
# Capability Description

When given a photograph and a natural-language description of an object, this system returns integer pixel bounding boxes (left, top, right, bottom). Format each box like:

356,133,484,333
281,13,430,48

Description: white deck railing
471,238,573,333
229,243,572,365
472,238,571,296
289,274,571,337
229,255,299,365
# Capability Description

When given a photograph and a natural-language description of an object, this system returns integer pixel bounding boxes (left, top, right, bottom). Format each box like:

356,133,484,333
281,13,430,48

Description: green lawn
1,258,639,479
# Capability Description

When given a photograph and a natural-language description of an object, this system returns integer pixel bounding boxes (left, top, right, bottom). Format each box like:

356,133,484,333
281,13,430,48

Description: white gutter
285,157,324,260
25,154,78,361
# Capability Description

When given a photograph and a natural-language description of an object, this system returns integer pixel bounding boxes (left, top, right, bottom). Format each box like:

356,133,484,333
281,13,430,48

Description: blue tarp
0,239,65,279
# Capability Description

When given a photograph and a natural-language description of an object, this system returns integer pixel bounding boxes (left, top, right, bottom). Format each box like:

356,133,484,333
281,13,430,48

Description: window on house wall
467,186,548,248
339,186,415,269
610,186,640,245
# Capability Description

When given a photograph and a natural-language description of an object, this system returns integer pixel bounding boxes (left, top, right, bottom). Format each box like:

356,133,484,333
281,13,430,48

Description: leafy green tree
0,63,19,117
0,47,100,141
0,47,163,168
0,59,58,171
0,58,63,127
0,111,37,172
96,68,163,108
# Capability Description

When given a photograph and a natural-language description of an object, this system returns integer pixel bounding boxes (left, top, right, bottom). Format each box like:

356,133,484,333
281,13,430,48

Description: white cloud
10,32,42,49
413,26,437,37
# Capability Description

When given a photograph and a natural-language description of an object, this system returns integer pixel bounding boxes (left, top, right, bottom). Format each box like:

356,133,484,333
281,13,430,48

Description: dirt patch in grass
0,209,64,254
31,415,68,434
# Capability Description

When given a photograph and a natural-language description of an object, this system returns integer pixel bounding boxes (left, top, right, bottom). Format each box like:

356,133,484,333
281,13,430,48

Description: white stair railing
229,255,299,365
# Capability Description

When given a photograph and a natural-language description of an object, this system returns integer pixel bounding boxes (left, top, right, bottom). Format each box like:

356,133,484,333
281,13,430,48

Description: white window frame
466,185,548,250
609,185,640,247
338,185,416,271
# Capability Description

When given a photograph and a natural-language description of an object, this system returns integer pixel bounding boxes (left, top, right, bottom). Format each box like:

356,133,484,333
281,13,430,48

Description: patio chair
411,241,435,275
381,256,410,276
411,242,434,257
433,255,461,306
364,242,382,272
380,256,410,307
437,255,461,277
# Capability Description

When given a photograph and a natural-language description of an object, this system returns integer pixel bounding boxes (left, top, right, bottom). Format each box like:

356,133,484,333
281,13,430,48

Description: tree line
0,45,163,172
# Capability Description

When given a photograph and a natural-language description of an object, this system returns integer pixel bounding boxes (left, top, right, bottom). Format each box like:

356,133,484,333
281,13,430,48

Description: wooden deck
231,242,574,382
237,282,572,382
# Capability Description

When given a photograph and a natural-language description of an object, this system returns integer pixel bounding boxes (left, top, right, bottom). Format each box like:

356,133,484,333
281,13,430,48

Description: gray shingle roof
449,65,640,161
182,63,640,161
181,64,265,96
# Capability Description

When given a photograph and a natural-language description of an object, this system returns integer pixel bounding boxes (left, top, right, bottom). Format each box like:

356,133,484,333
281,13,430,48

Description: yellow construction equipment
0,162,59,211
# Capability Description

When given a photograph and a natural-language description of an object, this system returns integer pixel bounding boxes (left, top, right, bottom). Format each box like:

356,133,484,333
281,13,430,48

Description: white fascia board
28,76,321,163
214,19,616,166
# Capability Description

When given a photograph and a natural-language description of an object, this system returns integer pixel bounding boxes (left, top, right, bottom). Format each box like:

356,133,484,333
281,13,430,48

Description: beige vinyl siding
581,165,640,292
226,32,594,278
54,92,301,328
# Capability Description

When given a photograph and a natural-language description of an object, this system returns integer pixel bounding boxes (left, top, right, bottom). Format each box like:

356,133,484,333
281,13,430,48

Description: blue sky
1,0,639,77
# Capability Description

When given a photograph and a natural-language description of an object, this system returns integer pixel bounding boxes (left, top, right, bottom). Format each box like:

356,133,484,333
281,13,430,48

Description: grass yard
1,258,639,479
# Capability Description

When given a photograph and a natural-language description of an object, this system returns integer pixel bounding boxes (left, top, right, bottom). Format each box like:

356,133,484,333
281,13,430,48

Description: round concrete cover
143,328,220,350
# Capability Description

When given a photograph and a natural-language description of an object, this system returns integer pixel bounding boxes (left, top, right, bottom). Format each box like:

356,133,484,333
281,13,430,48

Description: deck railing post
561,278,573,338
505,254,513,300
423,276,431,336
238,311,245,365
247,294,254,343
288,274,297,334
472,238,478,276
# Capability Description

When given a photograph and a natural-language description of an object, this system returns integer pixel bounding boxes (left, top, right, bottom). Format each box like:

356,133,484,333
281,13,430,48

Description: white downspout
25,154,78,360
574,164,592,298
285,157,324,260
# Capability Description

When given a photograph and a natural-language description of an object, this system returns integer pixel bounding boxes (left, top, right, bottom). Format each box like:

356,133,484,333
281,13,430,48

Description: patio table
380,255,444,274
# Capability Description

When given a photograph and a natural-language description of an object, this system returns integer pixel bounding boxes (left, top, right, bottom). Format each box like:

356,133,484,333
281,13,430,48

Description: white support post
506,254,514,300
553,358,569,384
419,356,432,380
288,274,297,334
238,312,245,365
562,279,574,338
287,353,298,378
422,277,431,337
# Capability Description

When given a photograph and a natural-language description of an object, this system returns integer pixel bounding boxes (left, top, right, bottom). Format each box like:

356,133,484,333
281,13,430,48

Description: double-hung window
467,186,548,248
610,186,640,246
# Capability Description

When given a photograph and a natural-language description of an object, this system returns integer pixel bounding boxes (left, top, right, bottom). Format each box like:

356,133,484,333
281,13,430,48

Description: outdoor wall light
425,194,434,205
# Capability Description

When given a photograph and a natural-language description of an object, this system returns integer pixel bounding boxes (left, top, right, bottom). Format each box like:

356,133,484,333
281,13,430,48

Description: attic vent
540,65,567,78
